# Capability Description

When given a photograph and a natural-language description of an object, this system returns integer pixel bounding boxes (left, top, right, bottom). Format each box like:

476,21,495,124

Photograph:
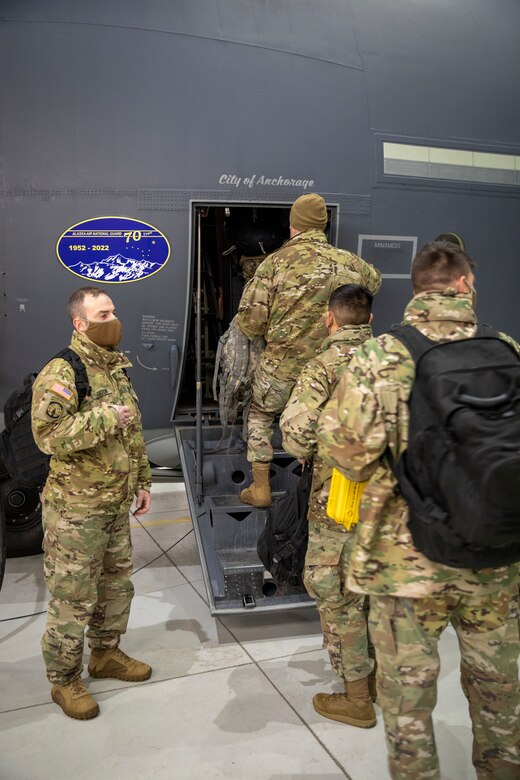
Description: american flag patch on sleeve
50,382,73,401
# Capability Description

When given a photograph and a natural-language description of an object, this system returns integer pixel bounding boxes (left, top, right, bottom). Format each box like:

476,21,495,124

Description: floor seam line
142,521,348,775
257,645,323,663
0,659,257,715
216,617,351,779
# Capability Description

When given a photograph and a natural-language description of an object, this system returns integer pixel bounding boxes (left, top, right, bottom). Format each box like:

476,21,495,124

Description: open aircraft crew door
175,201,339,614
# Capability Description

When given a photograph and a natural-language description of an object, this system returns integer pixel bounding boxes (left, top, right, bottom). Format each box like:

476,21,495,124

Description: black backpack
0,349,90,489
389,323,520,569
257,462,312,586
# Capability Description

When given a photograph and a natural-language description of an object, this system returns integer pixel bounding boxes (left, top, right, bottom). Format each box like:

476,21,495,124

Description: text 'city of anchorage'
219,174,315,189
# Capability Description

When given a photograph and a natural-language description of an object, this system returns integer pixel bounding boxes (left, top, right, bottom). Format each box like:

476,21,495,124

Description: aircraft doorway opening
177,201,336,415
175,200,338,613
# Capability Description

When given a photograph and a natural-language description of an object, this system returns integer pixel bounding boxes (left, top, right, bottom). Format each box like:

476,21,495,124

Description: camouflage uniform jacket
280,324,373,530
235,229,381,383
318,291,520,597
32,330,151,516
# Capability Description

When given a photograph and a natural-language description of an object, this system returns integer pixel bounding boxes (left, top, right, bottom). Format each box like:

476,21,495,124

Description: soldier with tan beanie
236,193,381,507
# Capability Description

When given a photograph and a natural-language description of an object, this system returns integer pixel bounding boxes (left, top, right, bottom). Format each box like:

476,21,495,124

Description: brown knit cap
290,193,328,232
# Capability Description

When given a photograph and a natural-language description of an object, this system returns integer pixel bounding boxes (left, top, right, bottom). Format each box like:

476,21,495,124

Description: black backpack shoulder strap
476,323,498,338
476,324,520,362
388,324,435,364
52,348,91,405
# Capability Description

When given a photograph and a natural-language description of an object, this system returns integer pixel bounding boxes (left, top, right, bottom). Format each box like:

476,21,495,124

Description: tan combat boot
313,676,376,728
51,678,100,720
88,647,152,682
240,462,272,507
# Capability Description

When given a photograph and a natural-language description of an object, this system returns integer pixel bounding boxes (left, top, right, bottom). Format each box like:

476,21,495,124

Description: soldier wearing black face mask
31,286,152,720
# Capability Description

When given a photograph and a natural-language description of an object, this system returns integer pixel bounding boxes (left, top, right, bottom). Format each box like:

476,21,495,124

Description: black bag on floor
257,462,312,586
389,323,520,569
0,349,90,489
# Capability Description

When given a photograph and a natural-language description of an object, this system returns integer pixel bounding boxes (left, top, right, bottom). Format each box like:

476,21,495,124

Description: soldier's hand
111,404,132,428
133,489,151,516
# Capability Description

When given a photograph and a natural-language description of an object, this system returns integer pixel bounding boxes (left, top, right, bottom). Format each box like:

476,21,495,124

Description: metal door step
176,423,311,613
218,548,264,572
206,492,284,511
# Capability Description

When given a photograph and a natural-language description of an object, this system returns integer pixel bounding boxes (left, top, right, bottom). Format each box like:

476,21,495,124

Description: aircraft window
383,141,520,187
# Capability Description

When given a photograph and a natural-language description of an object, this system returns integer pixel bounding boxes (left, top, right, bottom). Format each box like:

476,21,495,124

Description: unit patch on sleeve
50,382,73,401
46,400,64,420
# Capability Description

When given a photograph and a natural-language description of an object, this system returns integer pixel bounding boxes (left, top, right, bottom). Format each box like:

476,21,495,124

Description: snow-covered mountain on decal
69,254,161,281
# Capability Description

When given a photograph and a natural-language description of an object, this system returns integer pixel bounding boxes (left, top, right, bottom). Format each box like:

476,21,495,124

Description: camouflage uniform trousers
303,523,373,682
369,585,520,780
246,367,297,463
41,504,134,685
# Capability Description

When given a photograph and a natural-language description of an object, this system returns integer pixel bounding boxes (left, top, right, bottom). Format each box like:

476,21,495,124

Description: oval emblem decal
56,216,170,283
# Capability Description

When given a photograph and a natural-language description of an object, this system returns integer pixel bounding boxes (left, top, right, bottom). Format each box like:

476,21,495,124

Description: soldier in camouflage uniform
280,284,376,729
318,242,520,779
32,287,152,720
236,193,381,507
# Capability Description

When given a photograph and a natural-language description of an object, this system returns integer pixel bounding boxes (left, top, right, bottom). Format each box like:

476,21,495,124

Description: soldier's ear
73,316,88,334
454,274,474,294
369,313,373,324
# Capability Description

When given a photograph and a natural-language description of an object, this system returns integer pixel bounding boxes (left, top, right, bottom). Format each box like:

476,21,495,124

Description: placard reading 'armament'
357,235,417,278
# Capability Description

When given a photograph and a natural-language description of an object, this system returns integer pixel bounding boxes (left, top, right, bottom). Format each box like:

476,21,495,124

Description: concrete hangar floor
1,482,480,779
